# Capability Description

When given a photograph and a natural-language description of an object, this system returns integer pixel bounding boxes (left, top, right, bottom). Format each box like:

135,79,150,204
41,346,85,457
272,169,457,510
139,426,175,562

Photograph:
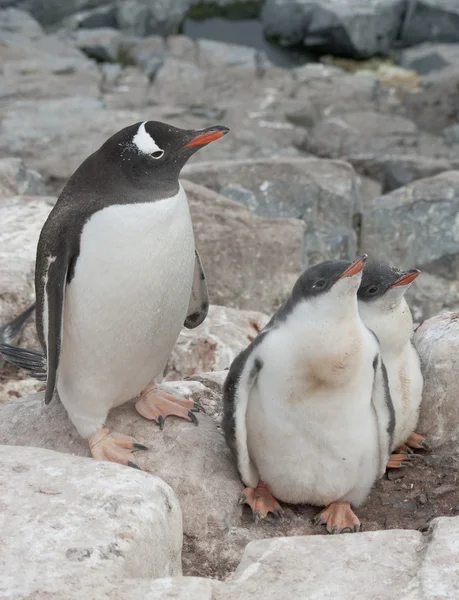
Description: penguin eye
314,279,326,289
151,150,164,159
368,286,378,295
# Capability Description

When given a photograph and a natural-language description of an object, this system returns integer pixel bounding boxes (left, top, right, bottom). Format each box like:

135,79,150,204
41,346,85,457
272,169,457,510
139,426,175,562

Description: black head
293,255,367,301
96,120,229,193
358,263,421,303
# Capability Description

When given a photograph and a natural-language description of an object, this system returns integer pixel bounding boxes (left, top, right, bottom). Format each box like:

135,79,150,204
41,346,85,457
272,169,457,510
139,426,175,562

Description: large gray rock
262,0,405,58
0,6,43,39
221,530,424,599
400,0,459,46
414,312,459,448
0,445,182,597
0,390,243,577
12,0,110,26
164,304,270,382
183,158,360,266
399,42,459,76
0,157,45,197
361,171,459,320
0,195,52,329
183,179,305,313
74,27,124,62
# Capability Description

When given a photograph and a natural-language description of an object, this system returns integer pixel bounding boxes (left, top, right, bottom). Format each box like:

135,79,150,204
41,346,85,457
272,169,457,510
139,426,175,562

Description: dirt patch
183,442,459,580
0,365,43,403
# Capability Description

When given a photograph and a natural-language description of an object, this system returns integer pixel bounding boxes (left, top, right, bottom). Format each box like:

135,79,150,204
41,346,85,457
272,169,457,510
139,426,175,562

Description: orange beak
183,126,229,148
387,269,420,289
337,255,367,280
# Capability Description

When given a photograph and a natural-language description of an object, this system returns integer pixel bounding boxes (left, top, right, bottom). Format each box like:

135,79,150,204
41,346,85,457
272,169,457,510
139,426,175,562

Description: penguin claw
314,501,360,535
88,428,148,468
239,481,283,523
135,387,200,428
193,400,206,413
405,432,431,452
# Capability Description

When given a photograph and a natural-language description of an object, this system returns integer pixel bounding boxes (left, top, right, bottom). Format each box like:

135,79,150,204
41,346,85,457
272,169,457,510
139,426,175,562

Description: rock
0,6,43,39
13,0,110,26
0,97,143,182
0,445,182,597
403,67,459,135
74,27,124,62
0,157,45,197
221,530,423,599
399,42,459,75
414,312,459,447
360,172,459,320
350,154,459,193
59,4,118,30
400,0,459,46
116,0,193,37
262,0,405,58
0,195,52,331
420,516,459,597
164,305,270,382
128,35,166,80
0,30,101,108
183,179,305,313
183,158,360,267
0,390,243,576
444,124,459,145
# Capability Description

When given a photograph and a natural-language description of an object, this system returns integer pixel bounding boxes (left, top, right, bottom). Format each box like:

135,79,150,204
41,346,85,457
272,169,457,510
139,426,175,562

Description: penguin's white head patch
132,122,164,158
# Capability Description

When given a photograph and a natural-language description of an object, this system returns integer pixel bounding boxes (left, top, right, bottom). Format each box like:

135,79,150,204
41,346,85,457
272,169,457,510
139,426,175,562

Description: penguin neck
359,297,413,356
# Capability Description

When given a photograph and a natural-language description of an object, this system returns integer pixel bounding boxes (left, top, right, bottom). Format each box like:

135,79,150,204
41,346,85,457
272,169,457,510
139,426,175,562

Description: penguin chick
0,121,229,468
223,256,394,534
357,263,428,468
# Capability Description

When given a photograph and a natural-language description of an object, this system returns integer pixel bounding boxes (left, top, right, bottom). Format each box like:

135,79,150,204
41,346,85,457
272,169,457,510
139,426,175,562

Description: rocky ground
1,1,459,598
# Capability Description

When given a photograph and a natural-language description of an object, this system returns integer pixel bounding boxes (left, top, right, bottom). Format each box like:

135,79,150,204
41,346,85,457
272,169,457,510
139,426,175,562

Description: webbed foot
313,501,360,534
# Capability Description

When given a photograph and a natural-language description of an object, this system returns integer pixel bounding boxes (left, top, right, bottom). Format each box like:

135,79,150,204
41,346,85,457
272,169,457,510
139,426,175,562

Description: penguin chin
331,273,362,298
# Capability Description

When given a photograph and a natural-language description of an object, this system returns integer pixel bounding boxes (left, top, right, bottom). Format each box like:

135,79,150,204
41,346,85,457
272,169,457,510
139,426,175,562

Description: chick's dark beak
337,254,368,280
183,125,230,148
387,269,421,290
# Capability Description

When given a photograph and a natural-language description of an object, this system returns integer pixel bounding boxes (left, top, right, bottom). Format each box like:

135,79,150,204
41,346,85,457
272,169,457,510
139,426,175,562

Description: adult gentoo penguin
0,120,229,467
357,263,428,468
223,256,394,533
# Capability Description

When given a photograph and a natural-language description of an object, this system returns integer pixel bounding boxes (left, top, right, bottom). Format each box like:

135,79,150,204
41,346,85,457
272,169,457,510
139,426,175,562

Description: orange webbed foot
88,427,148,469
136,384,201,429
313,501,360,534
239,481,284,523
405,432,431,451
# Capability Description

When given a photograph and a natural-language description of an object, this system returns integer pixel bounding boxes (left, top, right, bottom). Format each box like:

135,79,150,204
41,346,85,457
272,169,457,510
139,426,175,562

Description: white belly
58,185,195,436
246,331,380,507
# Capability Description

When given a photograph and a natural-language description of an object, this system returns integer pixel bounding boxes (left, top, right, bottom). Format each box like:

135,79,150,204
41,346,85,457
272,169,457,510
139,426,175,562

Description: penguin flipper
184,249,209,329
43,257,70,406
371,354,395,478
0,343,47,381
0,303,36,345
223,341,265,488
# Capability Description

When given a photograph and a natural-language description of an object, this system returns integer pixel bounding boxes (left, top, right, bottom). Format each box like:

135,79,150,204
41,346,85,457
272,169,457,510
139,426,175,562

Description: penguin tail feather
0,303,36,345
0,343,47,381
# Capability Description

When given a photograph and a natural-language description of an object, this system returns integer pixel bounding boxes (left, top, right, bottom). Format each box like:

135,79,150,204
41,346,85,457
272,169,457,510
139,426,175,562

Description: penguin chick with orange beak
223,256,394,534
358,264,429,469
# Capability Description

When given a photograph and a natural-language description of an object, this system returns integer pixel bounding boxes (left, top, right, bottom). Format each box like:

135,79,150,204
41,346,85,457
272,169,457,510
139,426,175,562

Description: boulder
183,179,305,313
0,195,52,332
400,0,459,47
261,0,405,58
414,312,459,447
74,27,124,62
0,445,182,597
0,6,44,39
13,0,110,26
164,305,270,382
221,530,424,599
399,42,459,76
360,171,459,320
183,158,360,267
0,390,243,577
0,157,45,197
